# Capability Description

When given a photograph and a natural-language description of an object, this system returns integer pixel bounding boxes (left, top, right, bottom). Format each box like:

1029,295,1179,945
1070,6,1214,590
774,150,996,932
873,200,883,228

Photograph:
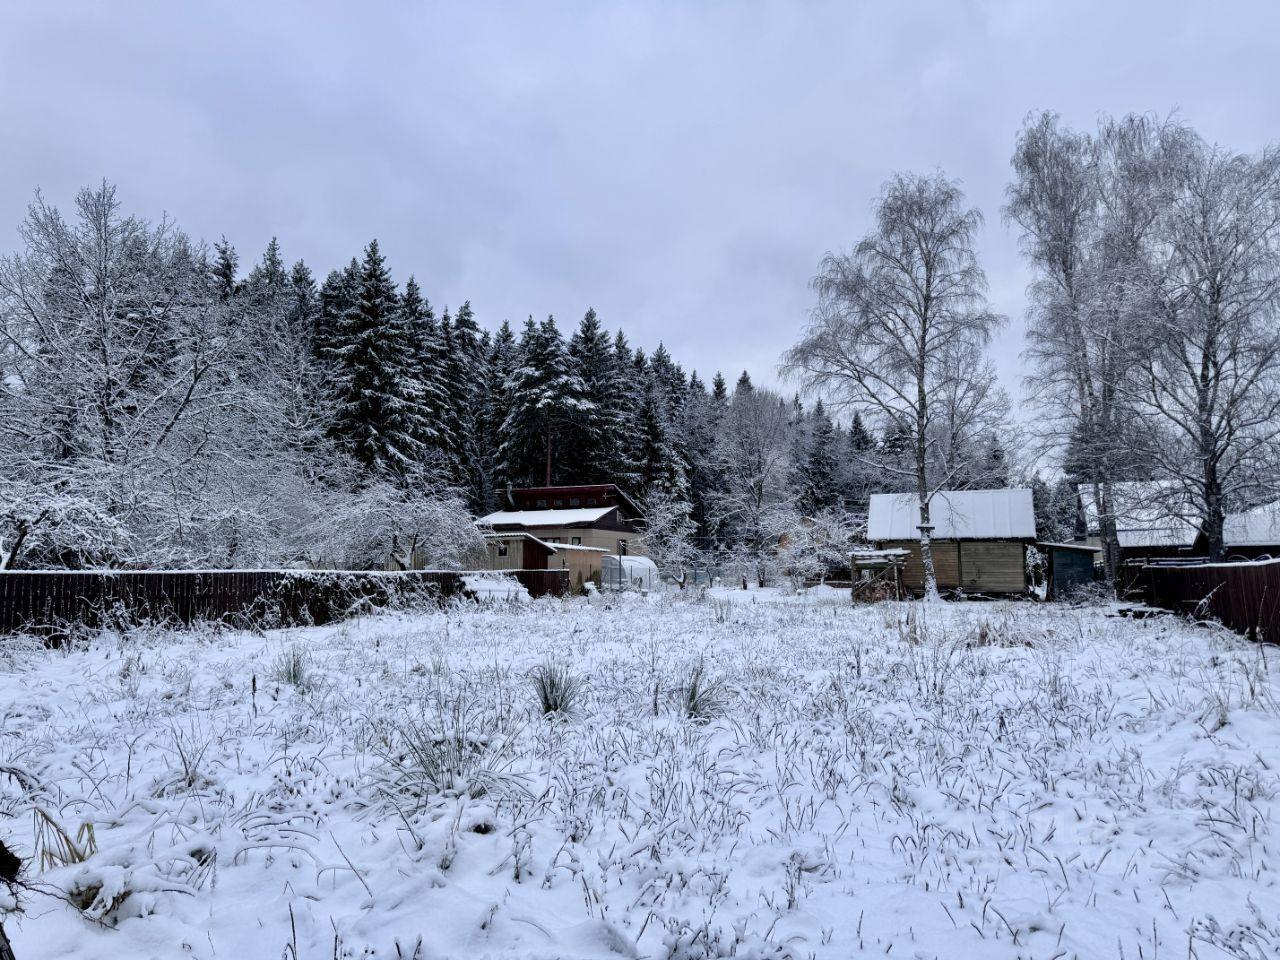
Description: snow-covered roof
481,531,558,552
1080,481,1200,549
867,489,1036,541
1224,501,1280,547
478,507,616,528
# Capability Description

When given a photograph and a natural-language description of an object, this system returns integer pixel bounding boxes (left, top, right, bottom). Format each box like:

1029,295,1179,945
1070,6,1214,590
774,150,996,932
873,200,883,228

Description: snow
461,573,530,600
2,594,1279,958
478,507,617,527
1224,500,1280,547
867,488,1035,540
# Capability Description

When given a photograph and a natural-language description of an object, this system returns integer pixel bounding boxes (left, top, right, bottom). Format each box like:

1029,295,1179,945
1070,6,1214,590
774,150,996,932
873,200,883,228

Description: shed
867,489,1036,595
481,532,558,571
1080,481,1200,562
1037,542,1100,599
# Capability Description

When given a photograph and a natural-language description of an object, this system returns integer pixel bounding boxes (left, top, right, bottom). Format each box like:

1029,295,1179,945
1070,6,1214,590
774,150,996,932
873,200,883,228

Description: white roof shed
868,489,1036,541
1079,481,1200,549
1224,501,1280,547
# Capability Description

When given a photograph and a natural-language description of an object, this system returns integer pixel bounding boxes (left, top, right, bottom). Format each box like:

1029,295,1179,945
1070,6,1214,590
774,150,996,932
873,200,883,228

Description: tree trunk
544,432,553,487
918,496,939,601
915,370,938,600
1092,481,1119,588
1203,458,1224,562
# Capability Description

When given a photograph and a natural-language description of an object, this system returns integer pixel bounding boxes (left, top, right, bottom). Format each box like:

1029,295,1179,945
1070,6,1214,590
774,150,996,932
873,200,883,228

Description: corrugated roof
1224,501,1280,547
480,531,558,552
867,489,1036,541
478,506,616,527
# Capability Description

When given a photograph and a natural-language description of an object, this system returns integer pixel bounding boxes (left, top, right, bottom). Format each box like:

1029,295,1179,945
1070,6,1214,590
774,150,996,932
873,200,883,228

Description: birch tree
784,172,1003,597
1133,139,1280,558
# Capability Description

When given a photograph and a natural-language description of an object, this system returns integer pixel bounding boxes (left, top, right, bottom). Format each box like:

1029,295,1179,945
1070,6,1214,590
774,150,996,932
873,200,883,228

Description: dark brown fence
0,568,575,636
1143,559,1280,642
511,569,570,599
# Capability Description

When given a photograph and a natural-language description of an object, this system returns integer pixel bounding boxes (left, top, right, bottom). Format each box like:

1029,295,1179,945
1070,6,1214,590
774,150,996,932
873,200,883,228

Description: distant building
478,484,646,587
1079,481,1200,562
1196,500,1280,560
867,488,1036,595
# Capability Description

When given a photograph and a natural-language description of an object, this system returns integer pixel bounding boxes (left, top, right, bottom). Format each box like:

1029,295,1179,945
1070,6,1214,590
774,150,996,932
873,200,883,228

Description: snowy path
1,594,1277,959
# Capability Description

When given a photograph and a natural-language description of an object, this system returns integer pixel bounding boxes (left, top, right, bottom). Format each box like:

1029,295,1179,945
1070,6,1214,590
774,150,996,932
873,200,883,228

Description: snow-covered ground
2,592,1278,959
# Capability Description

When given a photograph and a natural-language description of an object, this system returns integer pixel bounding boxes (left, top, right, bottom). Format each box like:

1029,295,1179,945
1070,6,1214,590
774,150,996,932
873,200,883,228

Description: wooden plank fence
1142,559,1280,642
0,569,571,636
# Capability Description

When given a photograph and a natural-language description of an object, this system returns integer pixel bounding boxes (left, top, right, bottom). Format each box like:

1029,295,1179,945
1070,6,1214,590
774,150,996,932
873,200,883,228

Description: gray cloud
3,0,1278,400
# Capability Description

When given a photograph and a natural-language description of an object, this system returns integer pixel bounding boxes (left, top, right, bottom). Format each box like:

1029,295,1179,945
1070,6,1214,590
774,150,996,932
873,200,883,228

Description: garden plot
1,593,1278,959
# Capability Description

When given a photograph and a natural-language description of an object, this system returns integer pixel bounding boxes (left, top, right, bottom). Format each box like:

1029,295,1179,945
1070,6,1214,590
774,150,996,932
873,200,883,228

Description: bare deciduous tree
1132,139,1280,558
1009,113,1280,566
784,172,1003,597
707,382,795,588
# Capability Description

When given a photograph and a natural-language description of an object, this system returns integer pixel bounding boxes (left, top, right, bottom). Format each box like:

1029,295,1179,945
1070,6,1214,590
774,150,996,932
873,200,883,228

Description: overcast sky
3,1,1278,402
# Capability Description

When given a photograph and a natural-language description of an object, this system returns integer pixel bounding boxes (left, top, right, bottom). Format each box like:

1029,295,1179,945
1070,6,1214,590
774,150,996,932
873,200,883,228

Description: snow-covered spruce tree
784,172,1003,599
609,329,643,487
566,308,627,483
798,399,839,515
314,258,359,372
398,277,449,461
438,301,490,508
841,410,877,511
634,370,689,505
680,371,726,550
211,235,239,302
480,320,520,505
325,240,425,479
497,316,591,486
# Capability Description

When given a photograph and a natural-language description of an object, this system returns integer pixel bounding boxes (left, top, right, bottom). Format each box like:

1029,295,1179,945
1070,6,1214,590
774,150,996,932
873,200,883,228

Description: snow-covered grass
1,593,1278,959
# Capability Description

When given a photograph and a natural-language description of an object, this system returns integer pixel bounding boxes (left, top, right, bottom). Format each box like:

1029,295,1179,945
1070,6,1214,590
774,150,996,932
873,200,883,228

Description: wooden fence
1142,559,1280,642
0,568,570,636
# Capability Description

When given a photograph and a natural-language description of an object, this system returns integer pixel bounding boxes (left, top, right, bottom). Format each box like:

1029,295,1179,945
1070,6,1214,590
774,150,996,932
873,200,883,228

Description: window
546,537,561,544
570,497,581,506
618,539,629,555
571,537,582,545
536,499,547,508
496,541,509,557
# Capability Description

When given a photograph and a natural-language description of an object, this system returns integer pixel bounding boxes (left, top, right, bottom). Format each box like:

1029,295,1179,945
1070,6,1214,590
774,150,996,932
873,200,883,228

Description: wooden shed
867,489,1036,595
482,532,558,571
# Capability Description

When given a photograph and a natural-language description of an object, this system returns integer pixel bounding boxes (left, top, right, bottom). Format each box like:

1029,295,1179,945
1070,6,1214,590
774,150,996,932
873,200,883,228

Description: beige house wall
549,548,608,590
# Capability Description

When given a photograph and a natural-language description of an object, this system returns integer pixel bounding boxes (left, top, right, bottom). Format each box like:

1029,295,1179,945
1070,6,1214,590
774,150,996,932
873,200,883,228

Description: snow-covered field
2,591,1278,959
